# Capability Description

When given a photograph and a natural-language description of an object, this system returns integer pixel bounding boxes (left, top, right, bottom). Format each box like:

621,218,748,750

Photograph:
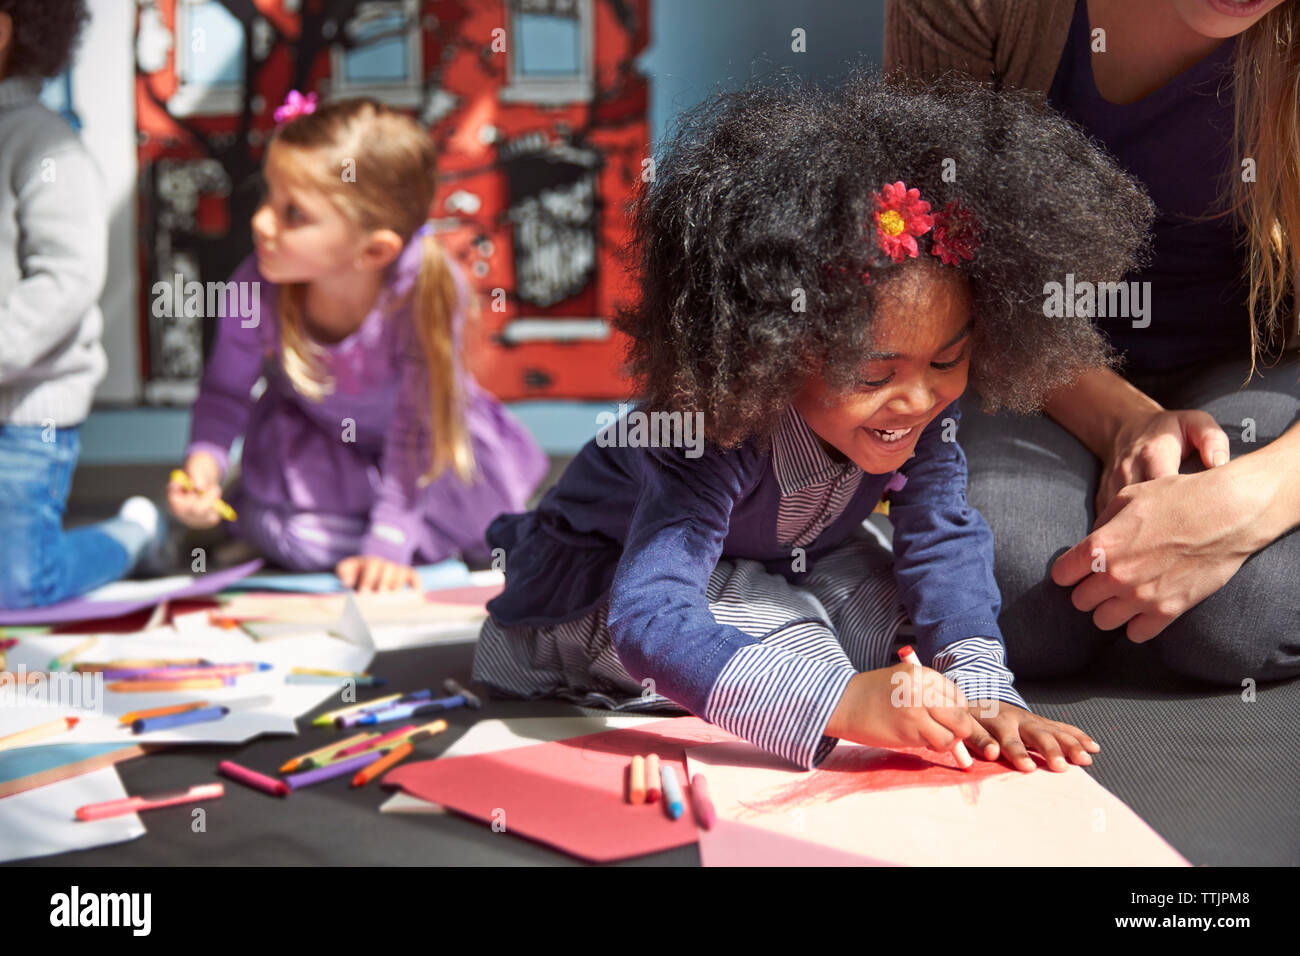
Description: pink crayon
691,774,716,830
334,724,417,758
218,760,289,797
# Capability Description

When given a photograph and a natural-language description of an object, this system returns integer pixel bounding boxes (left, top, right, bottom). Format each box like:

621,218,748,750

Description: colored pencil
0,716,80,752
76,658,209,673
285,673,386,687
311,693,404,727
106,677,233,693
76,783,223,821
334,724,417,759
48,636,97,672
118,701,209,725
280,732,377,773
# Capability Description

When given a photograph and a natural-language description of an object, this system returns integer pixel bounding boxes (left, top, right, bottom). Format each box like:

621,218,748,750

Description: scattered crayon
170,469,237,521
107,677,234,693
351,743,414,787
629,755,646,804
691,774,716,830
645,753,661,803
280,732,378,774
897,645,973,770
661,764,685,820
284,750,384,790
219,760,289,797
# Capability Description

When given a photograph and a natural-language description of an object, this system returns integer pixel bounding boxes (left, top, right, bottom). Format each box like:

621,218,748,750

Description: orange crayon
351,743,414,787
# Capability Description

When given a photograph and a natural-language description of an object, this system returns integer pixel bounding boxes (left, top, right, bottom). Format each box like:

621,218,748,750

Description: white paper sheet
0,597,376,749
0,767,145,862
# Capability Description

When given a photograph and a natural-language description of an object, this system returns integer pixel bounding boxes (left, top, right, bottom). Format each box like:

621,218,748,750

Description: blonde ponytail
414,233,475,484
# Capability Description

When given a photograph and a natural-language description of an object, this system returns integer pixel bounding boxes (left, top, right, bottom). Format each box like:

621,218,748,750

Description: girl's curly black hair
615,72,1155,449
0,0,89,78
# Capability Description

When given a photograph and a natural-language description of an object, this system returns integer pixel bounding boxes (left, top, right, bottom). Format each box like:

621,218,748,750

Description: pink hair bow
274,90,317,126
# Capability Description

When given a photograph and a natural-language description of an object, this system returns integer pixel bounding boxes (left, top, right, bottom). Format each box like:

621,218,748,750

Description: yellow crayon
170,469,237,522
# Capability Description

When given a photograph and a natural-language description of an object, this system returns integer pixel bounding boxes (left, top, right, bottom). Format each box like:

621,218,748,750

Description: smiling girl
471,75,1155,770
168,97,546,589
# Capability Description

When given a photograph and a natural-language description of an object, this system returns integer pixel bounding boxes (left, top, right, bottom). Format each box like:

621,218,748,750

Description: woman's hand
964,701,1100,772
336,555,420,592
166,452,223,529
1096,407,1230,514
1052,461,1275,642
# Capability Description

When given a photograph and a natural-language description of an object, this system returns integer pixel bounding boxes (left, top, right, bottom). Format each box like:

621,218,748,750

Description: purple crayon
283,750,385,790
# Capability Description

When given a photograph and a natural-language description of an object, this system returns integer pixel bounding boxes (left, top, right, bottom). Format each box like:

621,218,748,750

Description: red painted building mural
134,0,648,403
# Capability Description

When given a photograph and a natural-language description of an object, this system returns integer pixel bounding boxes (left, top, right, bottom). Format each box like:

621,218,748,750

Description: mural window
171,0,246,116
328,0,423,106
502,0,593,103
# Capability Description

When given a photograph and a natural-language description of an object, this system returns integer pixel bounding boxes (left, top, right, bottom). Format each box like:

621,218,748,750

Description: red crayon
645,753,661,803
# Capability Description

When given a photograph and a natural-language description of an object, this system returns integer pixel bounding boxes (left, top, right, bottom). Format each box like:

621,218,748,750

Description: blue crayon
132,705,230,734
661,764,685,820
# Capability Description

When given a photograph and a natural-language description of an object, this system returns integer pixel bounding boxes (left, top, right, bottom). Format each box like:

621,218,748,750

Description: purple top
1048,0,1249,373
187,226,543,565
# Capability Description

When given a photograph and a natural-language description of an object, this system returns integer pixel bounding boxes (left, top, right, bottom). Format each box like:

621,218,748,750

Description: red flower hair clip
873,181,934,263
931,201,980,265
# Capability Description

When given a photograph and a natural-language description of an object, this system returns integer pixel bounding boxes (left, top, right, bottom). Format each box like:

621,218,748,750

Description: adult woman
885,0,1300,682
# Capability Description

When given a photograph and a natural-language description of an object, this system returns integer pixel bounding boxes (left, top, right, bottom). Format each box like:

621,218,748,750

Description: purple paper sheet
0,559,264,626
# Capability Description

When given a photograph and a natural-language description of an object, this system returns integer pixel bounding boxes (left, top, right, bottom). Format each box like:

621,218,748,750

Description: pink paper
383,716,741,862
686,739,1190,866
698,818,896,866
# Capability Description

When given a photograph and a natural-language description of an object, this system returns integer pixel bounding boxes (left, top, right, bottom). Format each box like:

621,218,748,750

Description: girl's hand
166,452,223,529
336,555,420,592
963,701,1100,772
826,663,978,756
1052,463,1270,642
1097,408,1230,514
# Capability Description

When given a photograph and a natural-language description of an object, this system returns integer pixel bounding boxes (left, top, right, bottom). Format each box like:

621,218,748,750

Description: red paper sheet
383,716,741,862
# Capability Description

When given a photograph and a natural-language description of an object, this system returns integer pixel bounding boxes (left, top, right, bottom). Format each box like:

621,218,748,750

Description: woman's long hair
1230,3,1300,371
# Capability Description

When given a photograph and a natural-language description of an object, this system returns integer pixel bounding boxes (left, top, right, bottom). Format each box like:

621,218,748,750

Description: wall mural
134,0,649,403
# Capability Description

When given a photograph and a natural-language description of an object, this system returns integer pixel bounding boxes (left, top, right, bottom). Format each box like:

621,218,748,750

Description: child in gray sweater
0,0,162,609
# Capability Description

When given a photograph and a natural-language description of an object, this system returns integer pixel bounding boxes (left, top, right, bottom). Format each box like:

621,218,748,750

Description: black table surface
8,636,1299,866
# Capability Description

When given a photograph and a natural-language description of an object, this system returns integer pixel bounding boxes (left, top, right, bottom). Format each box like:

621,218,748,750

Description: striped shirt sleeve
932,636,1027,711
705,643,855,770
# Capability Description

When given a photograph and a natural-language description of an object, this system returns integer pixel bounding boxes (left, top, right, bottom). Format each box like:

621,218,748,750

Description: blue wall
643,0,885,149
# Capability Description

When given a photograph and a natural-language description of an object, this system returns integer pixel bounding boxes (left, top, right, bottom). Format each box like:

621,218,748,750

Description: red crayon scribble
736,747,1012,820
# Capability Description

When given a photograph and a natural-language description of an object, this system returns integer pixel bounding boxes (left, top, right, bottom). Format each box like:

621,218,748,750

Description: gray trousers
959,353,1300,685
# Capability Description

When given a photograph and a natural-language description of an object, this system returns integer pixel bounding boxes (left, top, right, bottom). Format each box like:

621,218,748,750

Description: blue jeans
0,424,132,609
